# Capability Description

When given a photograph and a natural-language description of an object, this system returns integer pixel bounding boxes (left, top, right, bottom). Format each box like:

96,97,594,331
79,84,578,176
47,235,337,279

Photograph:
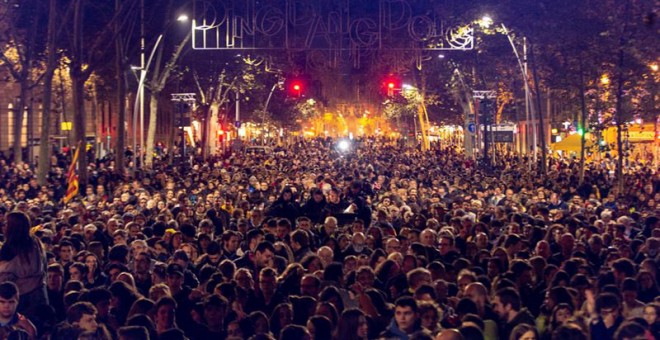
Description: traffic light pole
171,93,196,170
473,91,496,168
482,100,491,167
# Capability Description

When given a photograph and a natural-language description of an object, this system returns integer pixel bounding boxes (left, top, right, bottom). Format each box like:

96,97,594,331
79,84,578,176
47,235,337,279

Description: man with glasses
438,233,459,265
590,293,624,339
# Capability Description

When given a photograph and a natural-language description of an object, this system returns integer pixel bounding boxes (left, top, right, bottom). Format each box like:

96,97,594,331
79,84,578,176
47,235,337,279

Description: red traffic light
382,76,401,96
289,80,304,97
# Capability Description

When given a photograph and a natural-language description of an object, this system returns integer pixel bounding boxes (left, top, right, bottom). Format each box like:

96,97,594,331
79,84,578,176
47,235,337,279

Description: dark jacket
266,188,300,224
589,315,624,340
500,308,535,340
379,317,423,340
301,192,327,224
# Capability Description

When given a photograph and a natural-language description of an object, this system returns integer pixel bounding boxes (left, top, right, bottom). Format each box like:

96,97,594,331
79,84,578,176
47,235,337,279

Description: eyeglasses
600,308,617,316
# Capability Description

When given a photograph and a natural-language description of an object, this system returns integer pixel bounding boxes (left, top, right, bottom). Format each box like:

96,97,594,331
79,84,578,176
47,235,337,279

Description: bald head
435,329,464,340
464,282,488,307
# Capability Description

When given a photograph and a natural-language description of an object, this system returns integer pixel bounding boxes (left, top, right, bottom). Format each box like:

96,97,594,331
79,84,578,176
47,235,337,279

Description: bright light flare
177,14,189,22
479,15,493,28
337,140,350,152
600,74,610,85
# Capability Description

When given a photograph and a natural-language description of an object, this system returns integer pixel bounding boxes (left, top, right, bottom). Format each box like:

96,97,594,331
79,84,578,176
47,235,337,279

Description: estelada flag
63,143,81,204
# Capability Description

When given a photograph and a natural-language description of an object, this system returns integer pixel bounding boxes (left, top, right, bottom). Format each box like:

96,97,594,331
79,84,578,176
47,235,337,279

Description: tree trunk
144,31,191,167
71,0,88,191
114,0,126,176
37,0,59,185
578,62,588,185
13,82,29,164
145,92,159,167
615,46,625,193
580,58,587,184
614,0,631,194
530,42,547,175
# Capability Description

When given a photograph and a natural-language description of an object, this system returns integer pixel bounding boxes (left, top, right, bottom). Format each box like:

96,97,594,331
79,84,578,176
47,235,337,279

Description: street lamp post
131,35,163,168
262,81,283,145
500,25,538,167
131,12,189,169
171,93,196,169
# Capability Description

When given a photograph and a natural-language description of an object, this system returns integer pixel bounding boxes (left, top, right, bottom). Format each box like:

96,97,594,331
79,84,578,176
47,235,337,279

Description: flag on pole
63,143,81,204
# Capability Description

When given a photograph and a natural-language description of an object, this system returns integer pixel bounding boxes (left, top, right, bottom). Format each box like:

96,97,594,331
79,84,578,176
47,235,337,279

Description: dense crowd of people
0,137,657,340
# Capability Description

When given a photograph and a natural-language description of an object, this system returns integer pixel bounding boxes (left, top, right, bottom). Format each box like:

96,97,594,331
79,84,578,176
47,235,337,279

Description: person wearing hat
190,295,229,338
166,263,194,336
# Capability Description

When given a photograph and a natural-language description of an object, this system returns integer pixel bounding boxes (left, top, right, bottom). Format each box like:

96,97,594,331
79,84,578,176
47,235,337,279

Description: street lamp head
651,63,658,72
177,14,189,22
600,74,610,85
478,15,493,29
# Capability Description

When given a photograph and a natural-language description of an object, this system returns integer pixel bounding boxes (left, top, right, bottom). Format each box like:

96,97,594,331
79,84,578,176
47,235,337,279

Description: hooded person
265,187,300,226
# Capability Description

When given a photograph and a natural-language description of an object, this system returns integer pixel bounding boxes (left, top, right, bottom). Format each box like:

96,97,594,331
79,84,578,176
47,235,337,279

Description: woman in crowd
0,211,48,316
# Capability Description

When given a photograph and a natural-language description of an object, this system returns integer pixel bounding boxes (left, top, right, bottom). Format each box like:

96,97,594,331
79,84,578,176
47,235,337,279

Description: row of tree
0,0,657,192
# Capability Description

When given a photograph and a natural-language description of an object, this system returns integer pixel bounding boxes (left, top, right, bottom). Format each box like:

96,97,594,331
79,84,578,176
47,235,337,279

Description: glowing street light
478,15,493,29
337,140,350,151
600,74,610,85
177,14,189,22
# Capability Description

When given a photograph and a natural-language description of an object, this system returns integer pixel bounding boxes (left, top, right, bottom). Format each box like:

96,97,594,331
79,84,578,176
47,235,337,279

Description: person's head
435,329,465,340
307,315,332,340
47,263,65,291
438,234,454,256
394,296,419,333
464,282,489,308
596,293,621,325
315,301,339,327
226,320,243,339
254,241,275,268
612,258,635,284
643,302,659,326
324,216,338,234
510,323,538,340
67,302,99,333
613,321,646,340
68,262,87,281
621,278,639,305
317,246,334,267
291,229,310,251
336,308,369,339
165,263,185,291
0,282,19,321
493,288,521,322
3,211,31,244
551,303,574,327
407,268,432,291
300,274,321,298
222,230,241,253
203,295,228,328
418,301,442,331
154,296,177,328
279,324,311,340
259,267,278,295
117,326,149,340
59,241,74,262
551,325,587,340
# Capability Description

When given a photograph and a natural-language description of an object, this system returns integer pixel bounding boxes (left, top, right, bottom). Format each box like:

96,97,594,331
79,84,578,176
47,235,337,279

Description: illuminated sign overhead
192,0,473,51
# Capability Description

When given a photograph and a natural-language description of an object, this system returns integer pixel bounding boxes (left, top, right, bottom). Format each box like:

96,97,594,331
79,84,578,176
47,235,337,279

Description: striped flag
63,143,81,204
